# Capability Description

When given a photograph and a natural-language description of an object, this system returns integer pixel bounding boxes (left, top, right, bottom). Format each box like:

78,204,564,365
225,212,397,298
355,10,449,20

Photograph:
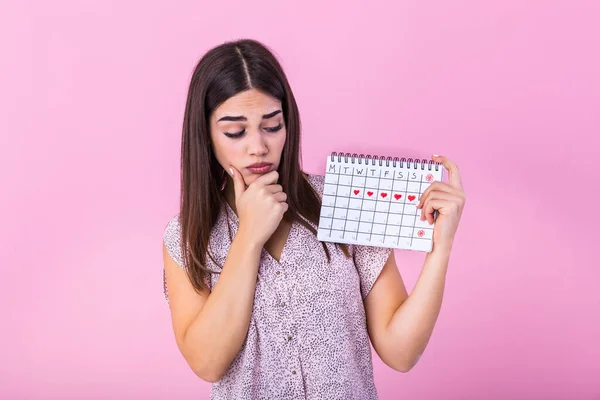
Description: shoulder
304,172,325,197
164,213,182,242
163,213,185,268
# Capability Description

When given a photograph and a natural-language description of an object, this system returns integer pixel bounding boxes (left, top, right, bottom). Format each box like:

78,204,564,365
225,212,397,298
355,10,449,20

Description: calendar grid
328,166,341,238
318,154,444,252
340,166,354,236
355,167,366,241
396,173,409,245
380,170,394,244
320,188,436,238
369,168,382,242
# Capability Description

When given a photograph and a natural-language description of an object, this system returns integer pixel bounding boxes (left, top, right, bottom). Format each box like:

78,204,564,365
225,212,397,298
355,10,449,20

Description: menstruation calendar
317,152,445,252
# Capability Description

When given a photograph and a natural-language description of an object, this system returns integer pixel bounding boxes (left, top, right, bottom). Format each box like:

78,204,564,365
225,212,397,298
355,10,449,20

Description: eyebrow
217,110,282,122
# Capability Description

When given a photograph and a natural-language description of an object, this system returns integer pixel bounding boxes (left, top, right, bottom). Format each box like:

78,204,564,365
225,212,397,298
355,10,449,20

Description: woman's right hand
229,166,288,246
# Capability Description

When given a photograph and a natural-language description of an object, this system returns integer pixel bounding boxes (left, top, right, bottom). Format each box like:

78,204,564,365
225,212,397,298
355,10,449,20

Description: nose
247,129,268,156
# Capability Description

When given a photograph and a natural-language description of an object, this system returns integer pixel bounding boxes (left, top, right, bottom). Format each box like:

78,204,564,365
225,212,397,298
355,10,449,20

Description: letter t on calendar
317,153,445,252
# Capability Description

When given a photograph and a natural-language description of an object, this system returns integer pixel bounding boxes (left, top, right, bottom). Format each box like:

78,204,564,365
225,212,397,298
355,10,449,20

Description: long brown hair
179,39,349,294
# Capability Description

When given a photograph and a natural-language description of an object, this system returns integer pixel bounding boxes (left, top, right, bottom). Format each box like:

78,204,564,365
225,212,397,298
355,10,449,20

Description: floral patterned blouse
163,173,393,399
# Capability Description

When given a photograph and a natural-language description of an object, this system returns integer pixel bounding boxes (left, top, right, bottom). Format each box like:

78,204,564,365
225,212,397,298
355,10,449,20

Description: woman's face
209,88,286,188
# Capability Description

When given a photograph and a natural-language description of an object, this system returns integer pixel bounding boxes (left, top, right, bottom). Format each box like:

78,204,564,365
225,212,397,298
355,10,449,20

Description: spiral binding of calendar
329,152,441,171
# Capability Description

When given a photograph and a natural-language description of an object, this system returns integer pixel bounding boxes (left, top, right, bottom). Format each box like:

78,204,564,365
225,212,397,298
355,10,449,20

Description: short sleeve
352,244,393,300
308,172,393,299
163,214,185,269
162,214,212,304
306,172,325,197
163,214,185,305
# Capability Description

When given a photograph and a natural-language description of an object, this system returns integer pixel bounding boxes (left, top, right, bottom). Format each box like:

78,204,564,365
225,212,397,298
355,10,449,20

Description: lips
246,163,273,174
247,162,272,168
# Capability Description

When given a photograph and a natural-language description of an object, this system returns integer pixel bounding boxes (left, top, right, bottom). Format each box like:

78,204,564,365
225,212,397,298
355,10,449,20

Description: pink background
2,0,598,399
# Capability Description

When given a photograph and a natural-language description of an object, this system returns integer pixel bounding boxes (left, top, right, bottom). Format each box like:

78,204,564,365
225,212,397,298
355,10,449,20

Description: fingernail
229,167,234,176
433,154,440,157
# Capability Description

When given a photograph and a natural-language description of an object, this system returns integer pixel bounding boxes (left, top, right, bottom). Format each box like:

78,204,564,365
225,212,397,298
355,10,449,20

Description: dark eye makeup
223,122,284,138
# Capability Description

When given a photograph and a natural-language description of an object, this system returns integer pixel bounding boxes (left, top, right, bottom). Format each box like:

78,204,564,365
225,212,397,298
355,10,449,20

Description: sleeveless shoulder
163,213,185,269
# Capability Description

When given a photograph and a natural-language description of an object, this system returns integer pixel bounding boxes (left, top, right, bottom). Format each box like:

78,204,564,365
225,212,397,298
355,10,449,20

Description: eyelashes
223,123,284,138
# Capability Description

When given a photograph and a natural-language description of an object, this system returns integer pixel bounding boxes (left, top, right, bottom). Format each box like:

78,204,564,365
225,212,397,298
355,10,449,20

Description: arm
163,225,261,382
165,168,287,382
364,246,450,372
365,155,465,372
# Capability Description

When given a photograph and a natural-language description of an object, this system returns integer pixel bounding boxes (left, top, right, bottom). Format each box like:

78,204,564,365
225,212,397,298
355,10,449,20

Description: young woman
162,38,466,400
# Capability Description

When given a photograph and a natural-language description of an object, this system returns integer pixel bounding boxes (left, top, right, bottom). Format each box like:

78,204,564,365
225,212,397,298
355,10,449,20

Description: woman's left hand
416,155,466,251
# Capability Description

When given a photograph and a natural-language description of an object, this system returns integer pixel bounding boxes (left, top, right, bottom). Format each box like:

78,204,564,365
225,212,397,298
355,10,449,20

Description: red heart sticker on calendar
354,190,360,195
367,191,373,197
394,194,402,200
380,192,387,198
408,195,416,202
417,230,425,237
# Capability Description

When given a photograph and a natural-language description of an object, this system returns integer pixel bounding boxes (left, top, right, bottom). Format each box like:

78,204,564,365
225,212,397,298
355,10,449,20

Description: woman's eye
223,129,244,138
223,123,283,138
265,123,283,133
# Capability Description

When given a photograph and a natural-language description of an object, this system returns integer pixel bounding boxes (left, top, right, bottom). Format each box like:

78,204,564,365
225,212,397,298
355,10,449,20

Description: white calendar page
317,155,445,252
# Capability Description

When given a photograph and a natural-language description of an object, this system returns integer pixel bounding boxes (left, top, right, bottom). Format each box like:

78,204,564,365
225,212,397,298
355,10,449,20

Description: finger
266,184,283,194
280,202,289,213
419,191,456,212
418,182,461,207
251,170,280,187
273,191,287,203
229,165,247,201
432,155,463,190
422,199,447,224
419,192,455,220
